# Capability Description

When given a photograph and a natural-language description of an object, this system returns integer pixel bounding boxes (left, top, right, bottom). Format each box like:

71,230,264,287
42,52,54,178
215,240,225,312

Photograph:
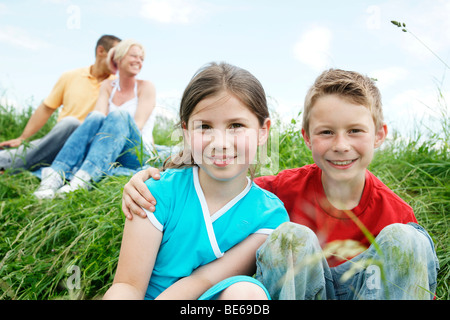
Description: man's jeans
256,222,439,300
0,117,80,172
51,110,148,182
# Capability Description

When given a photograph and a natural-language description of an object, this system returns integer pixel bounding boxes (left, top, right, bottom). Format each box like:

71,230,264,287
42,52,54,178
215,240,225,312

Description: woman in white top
34,39,156,199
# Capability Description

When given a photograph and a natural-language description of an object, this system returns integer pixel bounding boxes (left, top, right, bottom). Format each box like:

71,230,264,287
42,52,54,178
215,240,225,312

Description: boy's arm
122,167,161,220
103,216,162,299
155,233,267,300
122,170,280,220
0,102,55,148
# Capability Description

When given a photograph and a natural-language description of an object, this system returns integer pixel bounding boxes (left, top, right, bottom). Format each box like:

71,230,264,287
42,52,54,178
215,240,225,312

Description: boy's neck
321,172,366,211
198,168,249,216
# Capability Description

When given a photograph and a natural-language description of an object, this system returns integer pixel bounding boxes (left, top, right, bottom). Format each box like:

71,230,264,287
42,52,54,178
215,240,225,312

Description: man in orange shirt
0,34,121,173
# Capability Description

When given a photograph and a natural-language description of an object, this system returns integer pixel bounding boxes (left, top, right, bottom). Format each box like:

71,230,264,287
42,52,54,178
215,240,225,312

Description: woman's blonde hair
107,39,145,74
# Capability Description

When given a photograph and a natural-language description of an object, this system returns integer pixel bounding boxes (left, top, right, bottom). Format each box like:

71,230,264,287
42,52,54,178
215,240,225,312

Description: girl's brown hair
164,62,269,170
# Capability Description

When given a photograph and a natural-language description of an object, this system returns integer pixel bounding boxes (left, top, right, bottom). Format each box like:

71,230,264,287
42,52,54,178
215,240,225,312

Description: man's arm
0,102,55,148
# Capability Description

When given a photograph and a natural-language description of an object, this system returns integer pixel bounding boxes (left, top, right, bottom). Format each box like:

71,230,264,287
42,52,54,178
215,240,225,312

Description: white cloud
293,26,333,71
0,26,50,50
0,3,9,15
388,87,448,120
370,67,409,90
140,0,209,24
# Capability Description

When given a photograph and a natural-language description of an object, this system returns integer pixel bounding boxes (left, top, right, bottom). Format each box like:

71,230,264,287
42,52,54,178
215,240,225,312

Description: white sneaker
56,169,92,195
33,167,64,199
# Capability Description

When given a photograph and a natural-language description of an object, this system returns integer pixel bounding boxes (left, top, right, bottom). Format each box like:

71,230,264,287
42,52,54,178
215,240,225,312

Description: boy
121,69,439,300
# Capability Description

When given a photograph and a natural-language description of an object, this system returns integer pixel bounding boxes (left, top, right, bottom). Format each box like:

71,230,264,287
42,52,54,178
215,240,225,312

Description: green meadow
0,96,448,300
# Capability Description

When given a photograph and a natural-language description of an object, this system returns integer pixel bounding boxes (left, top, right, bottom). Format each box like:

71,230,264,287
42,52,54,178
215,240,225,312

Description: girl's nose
209,129,233,149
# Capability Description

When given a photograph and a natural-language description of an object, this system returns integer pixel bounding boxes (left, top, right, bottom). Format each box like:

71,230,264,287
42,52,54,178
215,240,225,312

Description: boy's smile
302,94,387,187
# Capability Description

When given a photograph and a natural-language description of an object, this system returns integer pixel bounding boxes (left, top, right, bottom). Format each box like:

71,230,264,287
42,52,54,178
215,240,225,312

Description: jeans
51,110,147,182
256,222,439,300
0,116,80,172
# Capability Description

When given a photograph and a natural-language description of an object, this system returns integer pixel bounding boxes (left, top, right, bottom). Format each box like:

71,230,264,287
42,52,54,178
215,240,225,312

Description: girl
103,62,289,300
34,39,157,199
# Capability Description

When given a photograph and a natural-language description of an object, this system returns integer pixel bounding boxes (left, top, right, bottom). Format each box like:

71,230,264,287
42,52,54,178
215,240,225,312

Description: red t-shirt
255,164,417,266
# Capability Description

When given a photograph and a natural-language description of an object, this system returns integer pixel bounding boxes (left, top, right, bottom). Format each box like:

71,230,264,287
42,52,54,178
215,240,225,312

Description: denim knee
258,222,319,258
87,110,106,121
256,222,332,300
376,223,434,255
57,116,81,132
106,109,132,123
374,223,439,299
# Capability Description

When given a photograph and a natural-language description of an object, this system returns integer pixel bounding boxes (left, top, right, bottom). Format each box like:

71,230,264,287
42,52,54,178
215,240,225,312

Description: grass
0,100,449,300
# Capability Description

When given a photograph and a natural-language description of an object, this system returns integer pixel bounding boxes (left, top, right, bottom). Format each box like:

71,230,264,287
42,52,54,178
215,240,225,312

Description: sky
0,0,449,138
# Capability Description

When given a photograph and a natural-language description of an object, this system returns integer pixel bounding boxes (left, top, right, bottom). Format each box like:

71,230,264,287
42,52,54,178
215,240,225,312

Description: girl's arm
134,80,156,131
155,233,267,300
94,80,112,115
103,216,162,299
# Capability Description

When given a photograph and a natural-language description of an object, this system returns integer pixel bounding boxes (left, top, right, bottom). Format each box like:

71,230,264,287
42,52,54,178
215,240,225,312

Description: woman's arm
93,80,112,115
155,233,268,300
103,216,162,299
134,80,156,130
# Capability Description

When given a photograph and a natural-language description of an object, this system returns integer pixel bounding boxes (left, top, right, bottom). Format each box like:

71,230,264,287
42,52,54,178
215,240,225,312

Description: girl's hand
122,167,161,220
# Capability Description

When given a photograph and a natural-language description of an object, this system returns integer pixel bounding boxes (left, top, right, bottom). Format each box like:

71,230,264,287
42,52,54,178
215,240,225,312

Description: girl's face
118,45,144,76
184,91,270,183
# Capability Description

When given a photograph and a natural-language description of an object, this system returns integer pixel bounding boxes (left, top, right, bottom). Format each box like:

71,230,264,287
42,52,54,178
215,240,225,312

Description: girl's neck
321,172,365,211
198,167,249,215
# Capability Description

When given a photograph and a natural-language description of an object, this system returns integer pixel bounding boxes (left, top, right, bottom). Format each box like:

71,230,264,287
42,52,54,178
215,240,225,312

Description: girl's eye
199,124,212,132
230,123,244,129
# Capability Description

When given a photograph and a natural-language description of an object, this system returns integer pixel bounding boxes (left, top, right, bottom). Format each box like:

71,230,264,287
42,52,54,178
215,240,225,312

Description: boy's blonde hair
302,69,383,135
107,39,145,74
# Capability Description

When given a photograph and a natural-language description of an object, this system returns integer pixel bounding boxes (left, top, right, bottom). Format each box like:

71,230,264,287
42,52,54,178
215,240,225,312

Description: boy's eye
349,129,363,134
320,130,333,135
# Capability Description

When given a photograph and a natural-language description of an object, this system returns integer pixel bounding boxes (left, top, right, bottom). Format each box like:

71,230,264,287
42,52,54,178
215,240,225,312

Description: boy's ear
258,118,271,146
302,128,312,150
374,123,388,148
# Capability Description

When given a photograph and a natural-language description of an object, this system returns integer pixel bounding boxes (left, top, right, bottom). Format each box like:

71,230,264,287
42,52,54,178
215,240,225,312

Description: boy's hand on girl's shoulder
122,167,161,220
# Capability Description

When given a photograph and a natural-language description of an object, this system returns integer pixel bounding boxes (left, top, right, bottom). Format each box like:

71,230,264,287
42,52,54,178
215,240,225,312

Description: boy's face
302,94,387,185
